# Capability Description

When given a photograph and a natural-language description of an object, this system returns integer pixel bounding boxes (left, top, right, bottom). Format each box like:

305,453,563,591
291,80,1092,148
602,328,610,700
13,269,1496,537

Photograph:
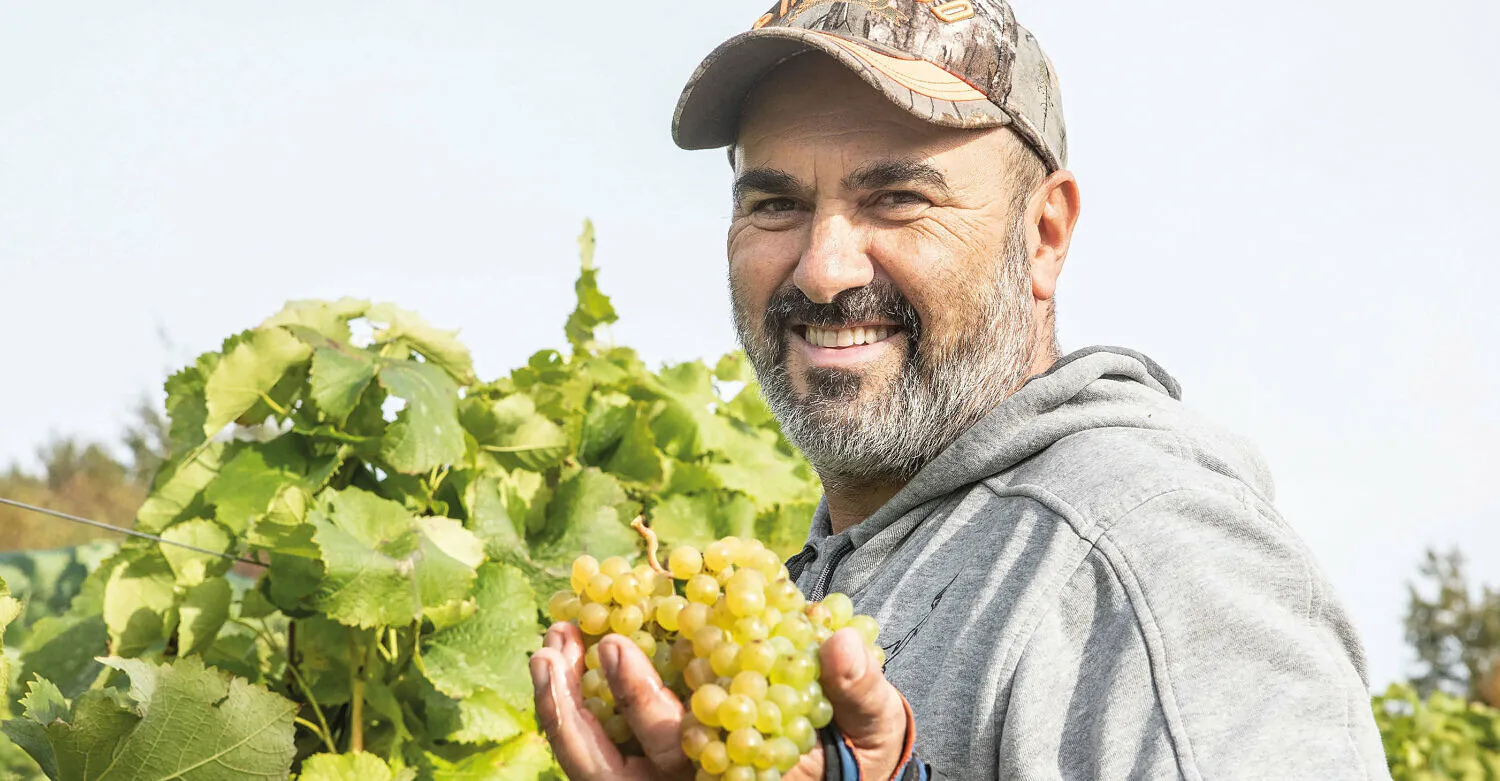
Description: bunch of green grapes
547,535,881,781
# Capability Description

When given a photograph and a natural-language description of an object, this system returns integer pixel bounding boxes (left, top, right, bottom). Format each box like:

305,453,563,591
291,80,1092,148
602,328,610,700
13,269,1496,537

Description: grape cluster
547,536,882,781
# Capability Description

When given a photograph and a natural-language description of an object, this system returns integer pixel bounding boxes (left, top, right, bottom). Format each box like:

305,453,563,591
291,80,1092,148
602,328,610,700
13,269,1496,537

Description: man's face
728,54,1043,484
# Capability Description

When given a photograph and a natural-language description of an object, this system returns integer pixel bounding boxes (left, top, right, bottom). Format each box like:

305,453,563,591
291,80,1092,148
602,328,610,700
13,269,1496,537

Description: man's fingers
819,628,906,751
598,634,693,777
546,621,587,680
530,646,625,780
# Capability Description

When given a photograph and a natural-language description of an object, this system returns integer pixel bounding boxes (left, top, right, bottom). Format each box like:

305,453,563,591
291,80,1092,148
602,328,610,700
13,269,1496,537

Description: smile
796,324,900,349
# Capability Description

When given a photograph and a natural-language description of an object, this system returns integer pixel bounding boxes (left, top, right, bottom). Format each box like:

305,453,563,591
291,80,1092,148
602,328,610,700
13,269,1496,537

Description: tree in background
0,399,167,551
1405,548,1500,707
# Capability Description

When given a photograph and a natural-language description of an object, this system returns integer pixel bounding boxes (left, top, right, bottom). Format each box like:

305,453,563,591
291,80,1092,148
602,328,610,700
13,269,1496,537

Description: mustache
762,280,923,340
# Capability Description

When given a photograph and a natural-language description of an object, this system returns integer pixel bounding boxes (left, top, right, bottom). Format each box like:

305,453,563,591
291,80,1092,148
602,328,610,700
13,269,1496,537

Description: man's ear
1026,170,1081,302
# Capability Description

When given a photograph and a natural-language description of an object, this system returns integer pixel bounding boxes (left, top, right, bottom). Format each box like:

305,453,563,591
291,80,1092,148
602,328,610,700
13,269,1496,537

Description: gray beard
731,216,1038,487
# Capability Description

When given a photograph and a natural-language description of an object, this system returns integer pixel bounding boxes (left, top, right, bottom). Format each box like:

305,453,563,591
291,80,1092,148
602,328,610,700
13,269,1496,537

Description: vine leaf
203,327,312,436
426,733,555,781
309,346,380,426
0,575,19,686
422,563,542,707
461,394,570,472
311,488,482,629
367,302,476,386
297,751,414,781
178,577,232,656
136,441,227,533
159,519,233,586
262,297,370,343
527,468,639,567
102,552,179,658
377,360,466,474
3,657,297,781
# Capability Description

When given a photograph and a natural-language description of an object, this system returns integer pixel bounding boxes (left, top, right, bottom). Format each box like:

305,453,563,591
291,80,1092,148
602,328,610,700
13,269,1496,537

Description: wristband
819,695,935,781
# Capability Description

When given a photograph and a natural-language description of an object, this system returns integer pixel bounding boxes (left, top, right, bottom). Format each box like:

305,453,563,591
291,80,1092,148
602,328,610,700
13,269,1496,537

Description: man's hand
530,623,908,780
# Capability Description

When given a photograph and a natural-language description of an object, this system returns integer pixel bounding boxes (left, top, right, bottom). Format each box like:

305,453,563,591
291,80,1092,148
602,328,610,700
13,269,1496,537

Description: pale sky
1,0,1496,689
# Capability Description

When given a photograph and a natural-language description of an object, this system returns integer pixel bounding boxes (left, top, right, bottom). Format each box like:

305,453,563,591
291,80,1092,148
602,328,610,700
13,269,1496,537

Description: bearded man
531,1,1390,778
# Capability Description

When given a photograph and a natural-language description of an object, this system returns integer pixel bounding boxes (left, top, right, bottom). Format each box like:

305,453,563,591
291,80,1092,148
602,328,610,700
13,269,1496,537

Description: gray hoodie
789,347,1389,780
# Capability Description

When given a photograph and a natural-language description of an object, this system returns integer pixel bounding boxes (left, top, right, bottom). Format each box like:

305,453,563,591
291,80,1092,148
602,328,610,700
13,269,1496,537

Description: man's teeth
803,325,894,348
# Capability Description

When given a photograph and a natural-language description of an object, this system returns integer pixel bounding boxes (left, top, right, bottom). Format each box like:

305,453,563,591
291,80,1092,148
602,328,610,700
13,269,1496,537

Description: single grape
718,694,757,732
603,713,633,743
821,593,854,629
772,616,813,648
725,727,765,765
687,574,721,605
600,556,630,579
700,741,731,774
692,684,729,727
765,683,804,718
784,716,816,753
685,657,717,690
653,643,675,678
715,565,738,586
612,573,643,604
703,540,734,573
548,590,579,622
767,636,796,657
696,770,720,781
631,629,657,657
678,602,710,635
723,766,757,781
579,602,610,635
807,696,833,728
710,641,742,677
738,640,777,676
670,545,705,579
804,603,832,630
585,573,614,604
725,582,766,618
571,555,599,593
733,615,770,644
770,652,818,688
610,604,644,635
582,668,606,698
847,614,880,645
730,670,768,700
585,643,602,670
766,580,804,613
749,548,783,578
754,699,783,734
584,696,612,723
693,625,726,657
764,735,801,772
758,769,782,781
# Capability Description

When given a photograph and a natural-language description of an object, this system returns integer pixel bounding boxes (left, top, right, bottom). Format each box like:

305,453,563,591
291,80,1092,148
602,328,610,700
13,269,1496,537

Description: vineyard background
1,228,1497,779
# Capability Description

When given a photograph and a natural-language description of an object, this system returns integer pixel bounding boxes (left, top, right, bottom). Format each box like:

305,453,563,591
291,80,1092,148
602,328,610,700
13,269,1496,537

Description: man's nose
793,212,874,304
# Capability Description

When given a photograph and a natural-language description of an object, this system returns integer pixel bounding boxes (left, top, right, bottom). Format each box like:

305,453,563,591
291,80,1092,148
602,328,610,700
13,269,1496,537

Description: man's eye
875,191,929,208
752,197,799,213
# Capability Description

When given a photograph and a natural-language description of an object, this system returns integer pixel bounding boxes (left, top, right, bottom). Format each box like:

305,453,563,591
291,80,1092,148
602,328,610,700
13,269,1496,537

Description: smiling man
530,1,1390,778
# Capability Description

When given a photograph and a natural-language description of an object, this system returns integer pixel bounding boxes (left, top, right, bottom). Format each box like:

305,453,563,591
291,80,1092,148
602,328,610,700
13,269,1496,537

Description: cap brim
672,27,1014,151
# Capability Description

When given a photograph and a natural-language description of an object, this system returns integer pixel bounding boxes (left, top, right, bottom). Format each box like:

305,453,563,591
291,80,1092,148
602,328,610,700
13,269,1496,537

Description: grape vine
0,221,821,780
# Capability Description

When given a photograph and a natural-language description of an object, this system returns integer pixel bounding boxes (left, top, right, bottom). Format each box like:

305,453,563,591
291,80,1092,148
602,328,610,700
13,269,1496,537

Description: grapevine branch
630,515,668,575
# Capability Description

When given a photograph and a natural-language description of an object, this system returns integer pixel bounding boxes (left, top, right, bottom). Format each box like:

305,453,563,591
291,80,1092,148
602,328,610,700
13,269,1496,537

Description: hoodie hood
802,346,1274,553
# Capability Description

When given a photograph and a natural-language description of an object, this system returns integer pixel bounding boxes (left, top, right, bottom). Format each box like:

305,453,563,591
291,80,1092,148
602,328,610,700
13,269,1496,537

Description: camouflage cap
672,0,1067,171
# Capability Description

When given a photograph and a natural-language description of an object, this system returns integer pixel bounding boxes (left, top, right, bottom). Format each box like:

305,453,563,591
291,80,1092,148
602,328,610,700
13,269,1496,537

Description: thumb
818,628,907,754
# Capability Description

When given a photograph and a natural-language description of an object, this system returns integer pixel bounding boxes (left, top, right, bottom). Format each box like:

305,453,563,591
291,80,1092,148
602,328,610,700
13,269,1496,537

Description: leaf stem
233,617,336,754
630,515,668,575
258,392,290,417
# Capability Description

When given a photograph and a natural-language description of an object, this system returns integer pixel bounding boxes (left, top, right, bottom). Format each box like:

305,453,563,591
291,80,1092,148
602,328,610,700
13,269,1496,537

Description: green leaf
310,345,380,425
311,488,481,628
462,394,570,472
159,519,233,586
203,326,313,436
206,437,310,534
648,494,719,551
527,468,639,567
428,734,555,781
425,684,532,745
178,577,232,656
603,405,663,485
19,613,109,699
714,352,748,382
297,751,412,781
262,297,370,343
97,656,296,780
422,563,542,706
377,360,466,474
367,302,477,386
164,353,217,455
756,501,817,559
136,441,226,533
103,552,179,657
565,219,617,354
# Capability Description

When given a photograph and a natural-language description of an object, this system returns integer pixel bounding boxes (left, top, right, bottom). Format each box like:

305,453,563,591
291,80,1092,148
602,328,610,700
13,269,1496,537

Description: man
531,0,1390,778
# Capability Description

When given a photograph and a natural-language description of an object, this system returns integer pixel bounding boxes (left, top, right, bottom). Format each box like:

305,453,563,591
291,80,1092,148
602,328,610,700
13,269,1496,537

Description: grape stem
630,515,669,575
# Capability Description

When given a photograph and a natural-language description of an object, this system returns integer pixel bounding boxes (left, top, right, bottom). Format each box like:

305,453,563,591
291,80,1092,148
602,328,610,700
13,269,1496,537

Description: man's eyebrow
843,159,951,196
732,168,806,203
